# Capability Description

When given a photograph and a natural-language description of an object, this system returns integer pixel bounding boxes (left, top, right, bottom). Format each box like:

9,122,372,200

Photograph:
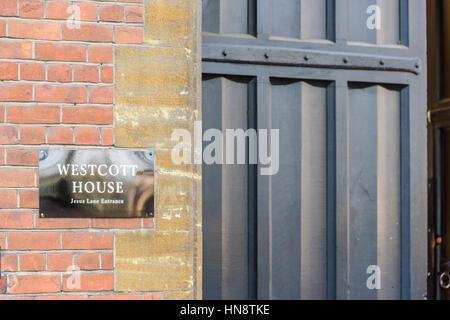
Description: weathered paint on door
202,0,427,300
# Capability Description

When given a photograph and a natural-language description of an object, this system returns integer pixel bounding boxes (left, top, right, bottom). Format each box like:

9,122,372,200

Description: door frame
427,0,450,300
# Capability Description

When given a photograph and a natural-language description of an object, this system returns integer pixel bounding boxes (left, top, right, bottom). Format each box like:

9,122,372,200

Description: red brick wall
0,0,159,300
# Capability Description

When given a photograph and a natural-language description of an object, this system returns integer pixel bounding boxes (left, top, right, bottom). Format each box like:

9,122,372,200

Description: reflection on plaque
39,149,154,218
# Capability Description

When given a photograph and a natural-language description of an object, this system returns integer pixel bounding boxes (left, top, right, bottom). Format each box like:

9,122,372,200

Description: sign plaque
39,149,155,218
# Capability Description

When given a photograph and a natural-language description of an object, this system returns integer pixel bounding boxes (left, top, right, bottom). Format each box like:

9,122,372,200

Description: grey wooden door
202,0,427,300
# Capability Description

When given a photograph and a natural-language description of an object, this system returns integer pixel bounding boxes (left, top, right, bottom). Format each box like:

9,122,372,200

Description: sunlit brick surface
0,0,161,300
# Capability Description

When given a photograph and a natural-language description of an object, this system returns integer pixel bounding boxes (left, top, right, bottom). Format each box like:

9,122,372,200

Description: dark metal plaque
39,149,154,218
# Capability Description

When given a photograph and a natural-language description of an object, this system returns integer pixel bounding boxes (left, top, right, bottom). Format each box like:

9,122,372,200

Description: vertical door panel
221,78,250,299
202,77,224,300
202,76,254,299
299,82,329,299
348,85,379,299
348,0,400,45
271,0,301,39
203,0,256,35
202,0,221,34
270,79,302,300
347,84,402,299
270,80,329,299
271,0,328,40
376,86,402,300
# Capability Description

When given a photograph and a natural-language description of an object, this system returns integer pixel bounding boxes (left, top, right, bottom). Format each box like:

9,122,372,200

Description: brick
88,46,113,64
89,86,113,104
47,127,73,145
45,1,70,19
90,294,142,300
100,66,113,83
7,106,60,124
1,254,18,272
0,169,34,187
20,253,46,271
20,127,46,145
0,21,5,37
20,63,45,81
92,219,141,229
147,293,163,300
0,107,4,123
20,190,39,209
47,64,72,83
19,189,38,208
77,2,98,21
0,84,33,102
0,0,17,16
47,253,73,272
0,279,5,294
0,190,17,209
8,274,61,294
100,5,124,22
35,85,87,104
125,6,143,23
46,2,97,21
8,233,60,250
7,149,39,166
74,127,99,145
63,107,112,125
143,218,154,229
63,24,113,43
101,128,114,146
115,26,143,44
62,232,113,250
0,62,18,80
0,211,34,229
0,148,4,163
0,41,33,59
75,253,100,270
36,218,88,230
117,0,143,3
19,0,44,18
0,234,6,249
0,126,19,144
36,295,89,300
153,293,163,300
8,20,61,41
73,65,98,83
63,273,114,292
35,43,86,62
101,252,113,270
